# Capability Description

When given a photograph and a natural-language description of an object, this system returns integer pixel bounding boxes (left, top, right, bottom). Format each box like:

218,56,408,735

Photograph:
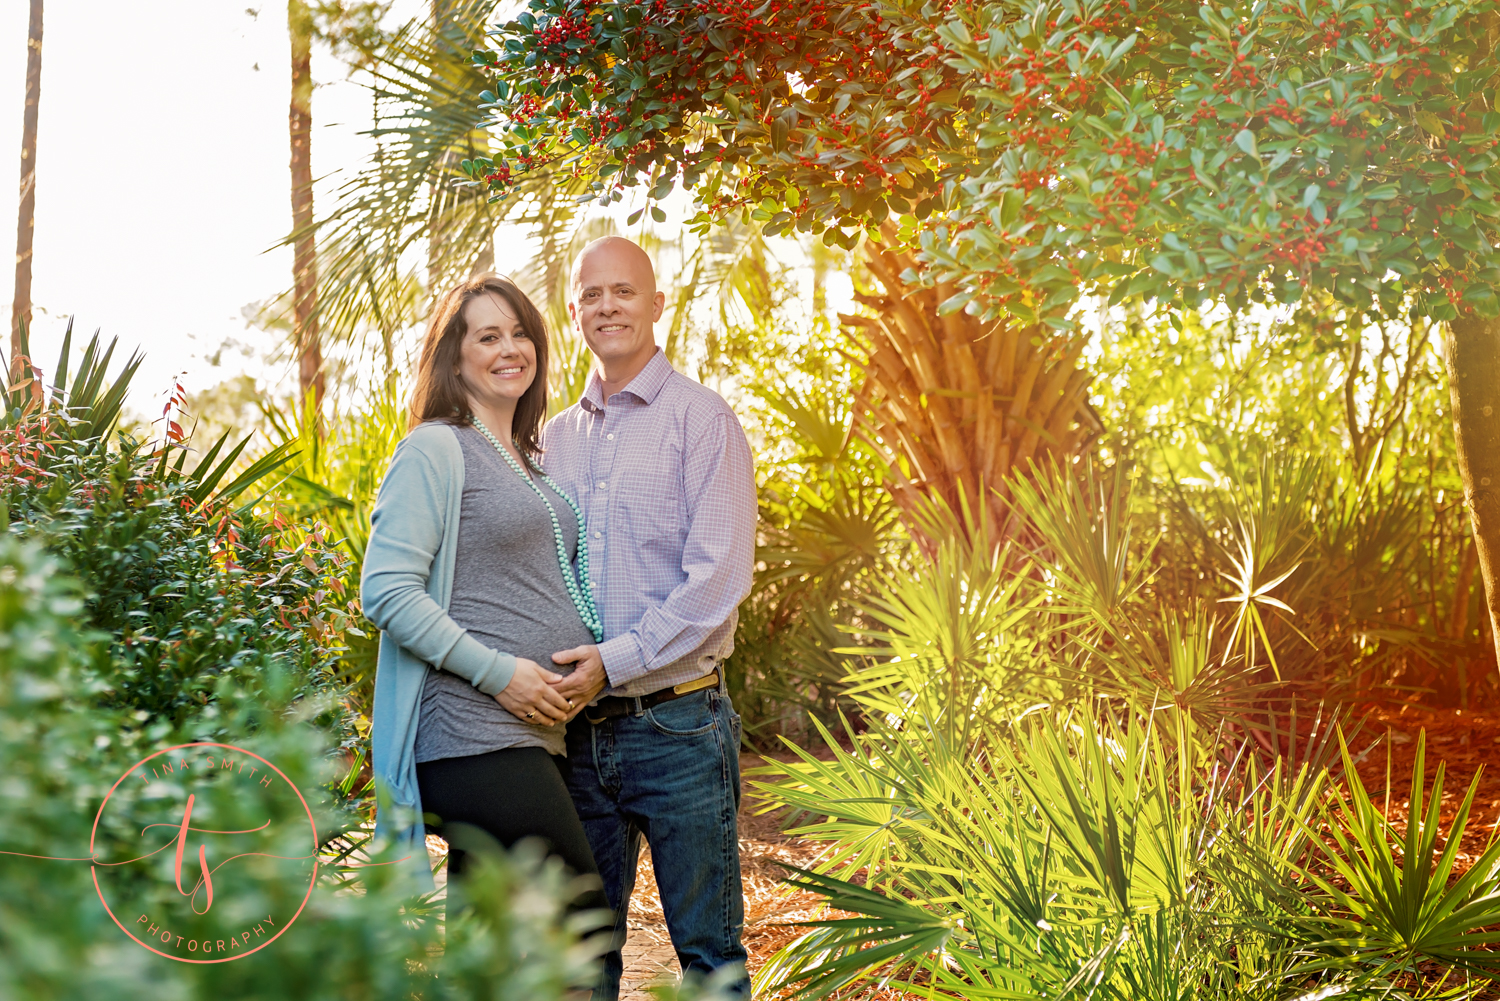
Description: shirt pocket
616,441,687,549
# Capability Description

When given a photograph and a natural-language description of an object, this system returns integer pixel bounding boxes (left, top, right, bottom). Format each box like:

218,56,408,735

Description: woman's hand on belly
494,658,574,725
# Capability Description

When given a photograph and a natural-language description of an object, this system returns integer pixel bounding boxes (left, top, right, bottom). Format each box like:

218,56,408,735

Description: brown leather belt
583,670,720,724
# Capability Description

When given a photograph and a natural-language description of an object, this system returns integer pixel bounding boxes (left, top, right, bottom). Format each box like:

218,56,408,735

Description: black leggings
416,746,604,911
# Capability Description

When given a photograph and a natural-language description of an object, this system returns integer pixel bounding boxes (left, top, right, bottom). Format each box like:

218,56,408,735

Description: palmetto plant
736,377,908,739
752,461,1500,999
756,706,1500,999
755,708,1327,1000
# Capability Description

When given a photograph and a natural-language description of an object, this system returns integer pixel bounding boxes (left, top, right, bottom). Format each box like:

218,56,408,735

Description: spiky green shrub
736,379,907,742
752,466,1500,999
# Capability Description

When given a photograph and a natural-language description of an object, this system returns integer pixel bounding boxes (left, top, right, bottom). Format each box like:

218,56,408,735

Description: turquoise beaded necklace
468,416,603,642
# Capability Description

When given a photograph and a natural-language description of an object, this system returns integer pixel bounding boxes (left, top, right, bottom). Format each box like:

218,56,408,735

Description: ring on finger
525,710,536,720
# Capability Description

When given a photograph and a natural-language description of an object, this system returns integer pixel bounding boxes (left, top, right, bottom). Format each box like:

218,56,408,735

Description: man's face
568,239,665,370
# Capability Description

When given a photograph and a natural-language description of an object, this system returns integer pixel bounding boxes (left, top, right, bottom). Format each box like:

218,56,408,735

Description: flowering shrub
471,0,1500,325
0,421,356,733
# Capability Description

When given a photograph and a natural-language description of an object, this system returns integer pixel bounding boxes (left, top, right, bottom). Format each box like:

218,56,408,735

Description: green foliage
4,440,345,727
1301,732,1500,978
0,532,610,1000
1092,302,1485,701
250,381,411,794
755,699,1500,998
1,335,322,729
730,326,910,741
475,0,1500,324
842,526,1048,744
739,395,1499,996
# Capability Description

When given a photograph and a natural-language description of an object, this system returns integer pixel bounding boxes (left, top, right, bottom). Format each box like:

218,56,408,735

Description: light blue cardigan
362,422,519,890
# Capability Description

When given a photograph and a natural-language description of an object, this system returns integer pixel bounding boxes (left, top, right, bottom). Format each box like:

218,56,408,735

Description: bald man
541,236,756,998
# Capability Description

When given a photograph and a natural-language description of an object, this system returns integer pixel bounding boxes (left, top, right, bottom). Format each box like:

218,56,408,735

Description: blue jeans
564,687,749,999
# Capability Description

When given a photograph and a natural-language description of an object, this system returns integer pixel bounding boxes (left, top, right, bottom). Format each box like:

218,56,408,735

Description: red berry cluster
536,13,591,47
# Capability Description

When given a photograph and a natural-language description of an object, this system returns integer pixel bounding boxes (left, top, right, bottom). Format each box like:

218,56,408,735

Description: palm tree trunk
290,0,324,412
1446,314,1500,672
11,0,42,376
842,227,1103,552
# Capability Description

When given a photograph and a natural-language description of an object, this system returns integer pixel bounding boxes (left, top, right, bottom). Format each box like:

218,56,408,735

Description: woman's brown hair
408,274,550,466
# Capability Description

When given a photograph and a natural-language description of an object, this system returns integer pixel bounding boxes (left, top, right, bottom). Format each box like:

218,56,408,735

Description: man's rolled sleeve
598,633,647,687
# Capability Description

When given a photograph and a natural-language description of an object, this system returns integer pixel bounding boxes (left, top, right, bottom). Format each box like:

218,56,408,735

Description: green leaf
938,290,974,314
1416,110,1447,137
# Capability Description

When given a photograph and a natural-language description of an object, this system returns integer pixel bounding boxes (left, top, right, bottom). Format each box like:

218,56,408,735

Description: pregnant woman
362,274,608,934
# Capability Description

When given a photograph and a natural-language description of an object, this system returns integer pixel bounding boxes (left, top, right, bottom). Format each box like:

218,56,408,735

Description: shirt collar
580,348,672,413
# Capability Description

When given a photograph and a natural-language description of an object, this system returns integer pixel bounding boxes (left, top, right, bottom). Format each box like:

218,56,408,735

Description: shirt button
606,433,615,441
593,531,602,539
596,481,607,489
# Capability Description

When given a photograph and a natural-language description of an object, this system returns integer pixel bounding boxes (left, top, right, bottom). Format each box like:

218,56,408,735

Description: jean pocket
645,692,718,736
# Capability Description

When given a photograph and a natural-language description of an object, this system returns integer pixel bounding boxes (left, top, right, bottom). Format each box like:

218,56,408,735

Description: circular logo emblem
90,742,319,962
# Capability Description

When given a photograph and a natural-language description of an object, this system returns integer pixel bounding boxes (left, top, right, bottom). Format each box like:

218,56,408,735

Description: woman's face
456,292,537,414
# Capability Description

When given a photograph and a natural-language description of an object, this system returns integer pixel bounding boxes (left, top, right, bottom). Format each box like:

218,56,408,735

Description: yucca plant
3,320,297,504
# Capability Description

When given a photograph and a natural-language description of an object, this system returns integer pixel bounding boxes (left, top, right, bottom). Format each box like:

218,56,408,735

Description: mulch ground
1351,702,1500,865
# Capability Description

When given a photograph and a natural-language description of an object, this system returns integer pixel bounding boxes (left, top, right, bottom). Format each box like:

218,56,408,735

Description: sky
0,1,410,418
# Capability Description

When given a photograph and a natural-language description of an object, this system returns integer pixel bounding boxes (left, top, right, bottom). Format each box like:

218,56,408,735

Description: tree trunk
11,0,42,376
1446,314,1500,672
289,0,324,412
428,0,460,295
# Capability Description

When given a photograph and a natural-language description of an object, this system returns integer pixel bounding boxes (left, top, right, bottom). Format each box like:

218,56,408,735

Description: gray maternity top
413,424,595,762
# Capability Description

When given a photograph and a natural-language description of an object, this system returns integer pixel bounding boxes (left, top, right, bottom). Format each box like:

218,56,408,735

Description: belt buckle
671,669,719,696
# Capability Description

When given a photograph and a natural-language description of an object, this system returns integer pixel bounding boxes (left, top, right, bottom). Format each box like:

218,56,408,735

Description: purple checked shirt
539,350,757,698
